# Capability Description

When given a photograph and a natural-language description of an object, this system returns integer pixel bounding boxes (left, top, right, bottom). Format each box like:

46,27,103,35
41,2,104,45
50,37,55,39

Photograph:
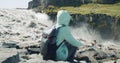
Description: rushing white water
70,23,120,47
70,23,102,45
0,9,53,44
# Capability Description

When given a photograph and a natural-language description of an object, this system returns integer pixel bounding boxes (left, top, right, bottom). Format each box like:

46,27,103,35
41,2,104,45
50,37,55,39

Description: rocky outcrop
28,0,82,9
17,40,120,63
73,14,120,40
28,0,41,9
28,0,120,9
97,0,120,4
0,48,19,63
75,41,120,63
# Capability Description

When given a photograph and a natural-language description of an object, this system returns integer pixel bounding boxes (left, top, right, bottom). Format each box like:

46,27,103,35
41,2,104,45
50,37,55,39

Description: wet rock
75,49,98,63
4,31,10,35
4,26,11,29
16,20,21,23
1,42,18,48
12,19,16,21
26,47,40,54
0,48,20,63
17,49,28,55
38,23,48,27
75,42,120,63
0,14,4,17
28,22,37,28
40,27,44,31
23,36,31,38
16,42,40,49
19,54,42,63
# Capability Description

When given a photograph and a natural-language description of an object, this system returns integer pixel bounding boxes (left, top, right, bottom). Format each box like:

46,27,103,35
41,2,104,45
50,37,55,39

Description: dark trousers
66,44,91,63
67,44,77,63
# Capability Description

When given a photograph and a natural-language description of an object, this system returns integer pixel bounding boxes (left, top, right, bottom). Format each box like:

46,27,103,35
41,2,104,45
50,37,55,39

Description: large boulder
0,48,20,63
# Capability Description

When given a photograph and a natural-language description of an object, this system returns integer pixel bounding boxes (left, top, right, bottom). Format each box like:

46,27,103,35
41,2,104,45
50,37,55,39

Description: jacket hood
57,10,71,26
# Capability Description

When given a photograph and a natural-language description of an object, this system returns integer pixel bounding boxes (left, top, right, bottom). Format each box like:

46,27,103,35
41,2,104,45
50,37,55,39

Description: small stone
28,22,37,28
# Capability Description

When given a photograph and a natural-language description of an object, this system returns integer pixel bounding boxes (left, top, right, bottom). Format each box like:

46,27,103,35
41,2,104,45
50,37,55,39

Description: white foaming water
70,23,120,47
70,23,102,44
35,13,53,27
0,9,53,43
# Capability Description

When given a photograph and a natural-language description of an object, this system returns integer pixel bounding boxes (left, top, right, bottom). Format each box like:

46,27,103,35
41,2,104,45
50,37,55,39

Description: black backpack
40,25,65,60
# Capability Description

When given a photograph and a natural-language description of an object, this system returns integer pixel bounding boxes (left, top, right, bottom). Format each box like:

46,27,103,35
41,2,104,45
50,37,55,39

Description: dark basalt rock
28,0,120,9
1,42,18,48
0,48,20,63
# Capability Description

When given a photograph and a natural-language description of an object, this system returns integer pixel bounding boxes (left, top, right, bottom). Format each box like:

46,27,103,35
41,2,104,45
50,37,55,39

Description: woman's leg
67,46,77,63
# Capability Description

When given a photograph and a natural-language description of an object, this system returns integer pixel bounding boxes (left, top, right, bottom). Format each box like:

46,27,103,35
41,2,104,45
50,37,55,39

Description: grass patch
36,3,120,17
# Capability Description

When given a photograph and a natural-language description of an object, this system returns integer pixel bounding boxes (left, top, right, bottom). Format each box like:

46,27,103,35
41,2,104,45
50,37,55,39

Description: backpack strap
56,24,66,29
57,40,65,49
56,25,66,49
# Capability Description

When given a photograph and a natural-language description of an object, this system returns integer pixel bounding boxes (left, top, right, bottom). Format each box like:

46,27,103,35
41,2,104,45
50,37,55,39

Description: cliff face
28,0,120,9
28,0,41,9
48,14,120,40
28,0,82,9
97,0,120,4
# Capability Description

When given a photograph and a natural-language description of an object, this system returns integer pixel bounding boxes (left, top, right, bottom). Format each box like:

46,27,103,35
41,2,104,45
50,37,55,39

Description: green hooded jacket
56,10,83,61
